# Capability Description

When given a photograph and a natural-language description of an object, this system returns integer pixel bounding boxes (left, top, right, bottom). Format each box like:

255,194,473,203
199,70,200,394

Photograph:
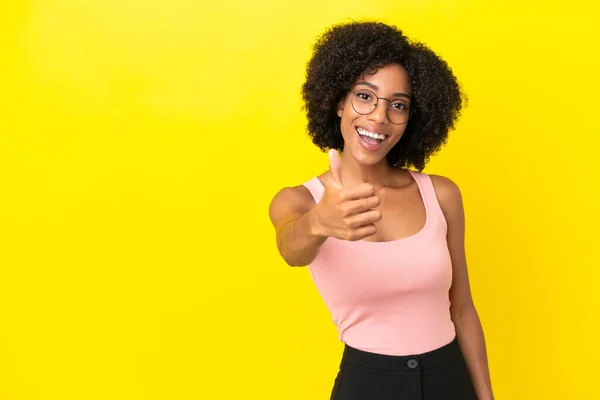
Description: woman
269,21,493,400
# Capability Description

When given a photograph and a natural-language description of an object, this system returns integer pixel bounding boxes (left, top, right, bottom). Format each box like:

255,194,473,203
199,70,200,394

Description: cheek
340,116,360,138
341,104,360,128
389,128,407,145
339,98,359,119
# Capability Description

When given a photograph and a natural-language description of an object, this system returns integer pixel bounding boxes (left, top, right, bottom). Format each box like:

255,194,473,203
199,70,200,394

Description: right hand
311,149,382,241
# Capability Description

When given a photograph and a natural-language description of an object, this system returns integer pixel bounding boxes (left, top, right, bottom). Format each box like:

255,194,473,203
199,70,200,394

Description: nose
368,99,390,124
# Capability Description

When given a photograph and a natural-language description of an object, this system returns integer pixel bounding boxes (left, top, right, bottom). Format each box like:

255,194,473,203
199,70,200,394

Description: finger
342,196,381,216
339,183,377,201
328,149,343,187
346,224,377,241
345,209,382,228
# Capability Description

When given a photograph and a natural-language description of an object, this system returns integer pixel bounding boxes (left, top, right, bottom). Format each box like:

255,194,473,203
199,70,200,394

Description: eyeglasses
349,89,413,125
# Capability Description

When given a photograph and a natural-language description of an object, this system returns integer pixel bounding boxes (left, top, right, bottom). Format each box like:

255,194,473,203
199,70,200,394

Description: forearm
276,207,327,266
453,308,494,400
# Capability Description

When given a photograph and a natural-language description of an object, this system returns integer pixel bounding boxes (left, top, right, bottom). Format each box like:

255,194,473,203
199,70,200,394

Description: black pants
330,337,478,400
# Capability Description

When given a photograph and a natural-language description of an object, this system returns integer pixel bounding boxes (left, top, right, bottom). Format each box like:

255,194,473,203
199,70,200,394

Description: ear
336,95,346,118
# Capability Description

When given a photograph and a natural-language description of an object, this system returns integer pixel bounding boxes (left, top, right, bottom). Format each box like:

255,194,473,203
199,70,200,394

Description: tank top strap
302,177,325,204
408,170,448,234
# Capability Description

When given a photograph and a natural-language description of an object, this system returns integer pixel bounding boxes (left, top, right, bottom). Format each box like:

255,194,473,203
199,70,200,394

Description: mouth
356,127,389,151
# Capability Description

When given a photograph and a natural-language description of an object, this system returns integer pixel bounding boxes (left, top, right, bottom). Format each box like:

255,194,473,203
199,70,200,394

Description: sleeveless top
301,170,456,356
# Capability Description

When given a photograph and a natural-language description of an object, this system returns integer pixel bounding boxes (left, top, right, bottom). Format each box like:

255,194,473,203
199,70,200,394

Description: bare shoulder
428,174,464,217
268,183,317,230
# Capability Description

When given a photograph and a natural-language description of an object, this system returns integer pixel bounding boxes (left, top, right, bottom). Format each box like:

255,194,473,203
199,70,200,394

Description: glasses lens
388,101,411,125
351,90,376,115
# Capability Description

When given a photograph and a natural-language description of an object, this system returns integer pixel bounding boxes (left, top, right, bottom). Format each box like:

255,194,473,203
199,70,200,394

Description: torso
298,168,457,355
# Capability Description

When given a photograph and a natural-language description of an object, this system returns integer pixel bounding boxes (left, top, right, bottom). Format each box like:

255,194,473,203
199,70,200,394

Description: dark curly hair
301,21,466,171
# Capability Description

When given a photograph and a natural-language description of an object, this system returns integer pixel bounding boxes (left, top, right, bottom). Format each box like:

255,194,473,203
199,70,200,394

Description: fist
312,149,382,241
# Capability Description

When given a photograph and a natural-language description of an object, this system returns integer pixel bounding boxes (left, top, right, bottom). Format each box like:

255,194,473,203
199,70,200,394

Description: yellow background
1,1,598,399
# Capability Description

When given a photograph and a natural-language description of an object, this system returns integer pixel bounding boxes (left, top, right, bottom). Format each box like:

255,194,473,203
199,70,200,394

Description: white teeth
357,128,386,140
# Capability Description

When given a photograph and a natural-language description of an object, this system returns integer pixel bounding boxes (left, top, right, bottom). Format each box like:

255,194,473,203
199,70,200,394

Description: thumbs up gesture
312,149,382,241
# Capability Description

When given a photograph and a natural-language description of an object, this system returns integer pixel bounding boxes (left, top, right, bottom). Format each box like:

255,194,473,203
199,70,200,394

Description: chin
352,149,386,166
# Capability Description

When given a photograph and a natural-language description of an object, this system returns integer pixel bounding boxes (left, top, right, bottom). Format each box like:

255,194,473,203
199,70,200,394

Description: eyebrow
355,81,412,100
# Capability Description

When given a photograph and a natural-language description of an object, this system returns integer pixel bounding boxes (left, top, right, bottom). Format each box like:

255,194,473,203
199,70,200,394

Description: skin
269,63,494,399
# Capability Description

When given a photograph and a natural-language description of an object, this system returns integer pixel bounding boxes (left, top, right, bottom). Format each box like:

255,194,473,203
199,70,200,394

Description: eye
391,101,409,112
355,91,373,101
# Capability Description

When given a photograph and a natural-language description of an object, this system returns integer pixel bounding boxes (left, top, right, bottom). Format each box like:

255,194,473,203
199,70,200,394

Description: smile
356,127,388,151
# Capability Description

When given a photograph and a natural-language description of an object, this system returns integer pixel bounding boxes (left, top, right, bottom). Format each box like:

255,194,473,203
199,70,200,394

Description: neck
338,152,396,189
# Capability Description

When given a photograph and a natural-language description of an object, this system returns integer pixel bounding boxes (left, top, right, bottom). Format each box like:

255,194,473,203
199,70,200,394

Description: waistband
341,336,462,372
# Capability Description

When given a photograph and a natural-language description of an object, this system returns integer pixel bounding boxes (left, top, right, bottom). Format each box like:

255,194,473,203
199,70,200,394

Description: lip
356,127,388,152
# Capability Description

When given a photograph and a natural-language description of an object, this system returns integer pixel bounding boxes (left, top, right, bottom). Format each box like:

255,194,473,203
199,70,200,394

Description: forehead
355,63,412,95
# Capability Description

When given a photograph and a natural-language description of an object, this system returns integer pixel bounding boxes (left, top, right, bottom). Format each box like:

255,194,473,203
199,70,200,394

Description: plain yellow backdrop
1,0,599,399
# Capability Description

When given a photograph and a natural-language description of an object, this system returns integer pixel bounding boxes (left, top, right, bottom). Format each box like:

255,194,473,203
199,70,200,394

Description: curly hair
301,21,466,171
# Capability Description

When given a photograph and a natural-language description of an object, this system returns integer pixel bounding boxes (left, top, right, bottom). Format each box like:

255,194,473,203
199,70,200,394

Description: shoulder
427,173,464,219
428,173,462,200
268,182,317,229
269,184,315,210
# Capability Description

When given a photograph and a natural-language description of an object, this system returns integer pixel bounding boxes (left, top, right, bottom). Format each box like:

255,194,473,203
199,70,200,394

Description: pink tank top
302,170,456,356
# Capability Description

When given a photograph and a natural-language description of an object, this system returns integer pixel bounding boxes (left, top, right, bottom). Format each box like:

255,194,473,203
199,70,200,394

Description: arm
268,186,327,267
431,175,494,400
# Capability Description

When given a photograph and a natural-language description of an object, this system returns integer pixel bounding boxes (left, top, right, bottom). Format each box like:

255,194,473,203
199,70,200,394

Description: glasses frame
349,89,413,126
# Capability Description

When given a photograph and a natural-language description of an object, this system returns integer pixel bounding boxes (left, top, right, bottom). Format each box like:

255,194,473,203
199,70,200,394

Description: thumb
328,148,343,187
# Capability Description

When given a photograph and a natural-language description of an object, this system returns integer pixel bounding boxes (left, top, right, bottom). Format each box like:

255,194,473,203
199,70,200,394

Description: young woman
269,21,493,400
